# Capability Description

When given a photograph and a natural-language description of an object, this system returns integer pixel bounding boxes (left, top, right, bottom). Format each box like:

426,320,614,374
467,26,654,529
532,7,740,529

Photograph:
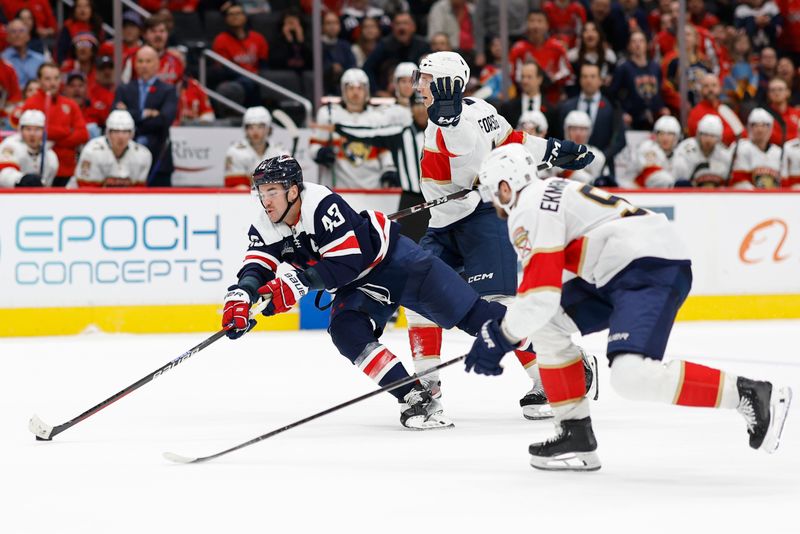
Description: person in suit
113,45,177,186
556,61,626,170
499,61,559,132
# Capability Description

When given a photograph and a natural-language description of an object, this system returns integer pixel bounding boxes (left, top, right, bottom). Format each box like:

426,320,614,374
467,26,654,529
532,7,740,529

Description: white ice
2,320,799,534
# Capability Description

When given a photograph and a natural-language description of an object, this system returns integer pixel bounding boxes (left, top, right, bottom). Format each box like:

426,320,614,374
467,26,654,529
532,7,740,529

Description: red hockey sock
514,349,537,369
673,361,724,407
539,357,586,406
408,325,442,361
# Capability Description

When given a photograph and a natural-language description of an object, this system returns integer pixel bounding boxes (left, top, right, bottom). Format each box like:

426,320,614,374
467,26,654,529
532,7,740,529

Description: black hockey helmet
252,155,304,192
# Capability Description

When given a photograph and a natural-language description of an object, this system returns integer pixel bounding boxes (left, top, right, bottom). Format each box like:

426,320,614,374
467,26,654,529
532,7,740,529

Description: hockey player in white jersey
74,110,152,187
540,110,607,184
632,115,680,188
730,108,783,189
672,114,733,188
310,68,395,189
407,51,597,420
0,110,58,187
224,106,288,189
466,143,792,471
781,135,800,189
517,110,549,137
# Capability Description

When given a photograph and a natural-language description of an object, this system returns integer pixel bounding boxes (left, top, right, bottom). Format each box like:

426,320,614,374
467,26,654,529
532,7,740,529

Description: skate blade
529,451,602,472
761,386,793,454
522,405,554,420
402,414,455,430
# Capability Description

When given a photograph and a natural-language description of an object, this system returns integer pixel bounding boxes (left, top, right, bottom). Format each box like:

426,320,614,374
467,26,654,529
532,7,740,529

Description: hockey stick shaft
163,354,467,464
387,153,576,221
30,298,270,441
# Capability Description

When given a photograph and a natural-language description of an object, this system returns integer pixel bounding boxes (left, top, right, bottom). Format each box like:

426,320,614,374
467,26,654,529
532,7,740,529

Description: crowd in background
1,0,800,188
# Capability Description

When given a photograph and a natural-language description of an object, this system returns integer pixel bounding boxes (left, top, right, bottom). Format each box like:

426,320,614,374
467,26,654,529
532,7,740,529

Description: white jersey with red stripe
730,138,782,189
74,136,152,187
420,97,550,228
632,138,675,188
224,140,289,188
502,178,689,341
0,134,58,187
539,144,606,184
781,138,800,189
310,103,395,189
237,182,396,291
672,138,732,187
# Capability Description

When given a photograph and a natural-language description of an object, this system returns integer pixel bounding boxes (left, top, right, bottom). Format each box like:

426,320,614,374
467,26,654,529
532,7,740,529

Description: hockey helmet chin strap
275,182,300,224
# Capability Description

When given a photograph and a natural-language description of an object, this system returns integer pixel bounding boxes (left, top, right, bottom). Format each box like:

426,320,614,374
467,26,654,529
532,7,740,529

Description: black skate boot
520,386,553,420
528,417,601,471
400,386,453,430
737,377,793,453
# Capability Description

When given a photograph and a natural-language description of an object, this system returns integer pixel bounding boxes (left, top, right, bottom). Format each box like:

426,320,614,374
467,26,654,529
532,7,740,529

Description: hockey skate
520,352,599,420
400,386,453,430
528,417,601,471
736,377,793,453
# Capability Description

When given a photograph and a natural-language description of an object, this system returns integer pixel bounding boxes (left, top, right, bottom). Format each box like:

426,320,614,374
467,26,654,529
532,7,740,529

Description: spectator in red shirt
56,0,104,62
121,15,185,86
139,0,199,12
647,0,671,33
87,55,114,128
543,0,587,48
426,0,476,55
509,10,573,105
176,77,215,125
1,0,56,40
60,33,99,90
211,2,269,107
778,0,800,64
21,62,89,185
98,11,143,63
1,58,23,125
687,73,745,146
765,77,800,144
688,0,719,29
61,71,102,138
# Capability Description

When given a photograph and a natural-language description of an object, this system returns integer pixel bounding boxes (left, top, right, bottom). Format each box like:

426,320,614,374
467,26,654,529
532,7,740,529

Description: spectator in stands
60,33,99,89
56,0,104,62
154,8,181,49
722,33,758,115
268,8,312,72
764,78,800,145
567,21,617,90
476,35,504,101
322,11,356,96
472,0,535,67
21,62,89,186
99,11,144,63
176,77,216,124
427,0,475,57
61,72,102,138
75,110,152,187
13,8,47,54
8,78,39,126
121,14,185,87
735,0,781,52
0,109,58,187
756,46,778,102
557,62,626,167
0,58,22,127
86,55,114,129
340,0,392,43
776,57,800,106
140,0,199,13
589,0,630,52
1,0,56,40
688,0,719,29
673,115,733,187
687,73,745,146
1,19,43,90
429,32,453,52
543,0,587,49
778,0,800,65
114,46,177,186
661,25,713,115
351,16,381,68
619,0,650,37
509,10,572,105
211,2,268,107
499,61,559,134
363,12,430,92
609,30,667,130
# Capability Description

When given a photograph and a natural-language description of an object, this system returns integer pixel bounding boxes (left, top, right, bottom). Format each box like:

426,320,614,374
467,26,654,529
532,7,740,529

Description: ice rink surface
2,320,799,534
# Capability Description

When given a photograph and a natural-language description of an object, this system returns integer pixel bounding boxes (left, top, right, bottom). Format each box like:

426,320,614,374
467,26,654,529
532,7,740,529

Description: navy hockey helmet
252,155,304,223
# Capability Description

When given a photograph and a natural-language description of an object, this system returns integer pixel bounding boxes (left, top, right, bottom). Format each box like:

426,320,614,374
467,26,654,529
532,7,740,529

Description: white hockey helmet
106,110,135,132
243,106,272,128
747,107,774,127
478,143,537,215
393,62,417,82
653,115,681,136
518,110,548,135
340,68,370,96
19,109,46,128
414,51,470,89
697,114,723,138
564,110,592,130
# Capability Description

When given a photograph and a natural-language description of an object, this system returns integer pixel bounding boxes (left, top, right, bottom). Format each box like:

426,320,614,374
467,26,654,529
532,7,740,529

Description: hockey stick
387,153,578,221
163,354,467,464
271,109,300,158
29,297,271,441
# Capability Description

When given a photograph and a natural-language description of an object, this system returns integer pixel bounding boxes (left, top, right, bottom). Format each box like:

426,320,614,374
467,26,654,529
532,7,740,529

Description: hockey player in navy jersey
221,154,571,430
465,144,793,470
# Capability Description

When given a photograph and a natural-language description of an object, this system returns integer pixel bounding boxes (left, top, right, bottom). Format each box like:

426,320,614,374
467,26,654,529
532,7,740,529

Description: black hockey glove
545,138,595,170
592,175,617,188
314,146,336,167
379,170,400,188
17,174,44,187
465,319,519,376
427,78,463,127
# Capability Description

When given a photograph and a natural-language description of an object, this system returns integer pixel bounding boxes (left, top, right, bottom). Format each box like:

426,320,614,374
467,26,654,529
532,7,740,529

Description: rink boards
1,188,799,336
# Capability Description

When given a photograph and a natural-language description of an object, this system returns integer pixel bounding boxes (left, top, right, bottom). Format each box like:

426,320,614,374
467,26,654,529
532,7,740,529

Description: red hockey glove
258,270,310,315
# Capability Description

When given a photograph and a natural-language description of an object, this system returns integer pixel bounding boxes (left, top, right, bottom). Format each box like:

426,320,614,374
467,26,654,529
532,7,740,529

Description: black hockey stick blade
29,297,270,441
162,354,467,464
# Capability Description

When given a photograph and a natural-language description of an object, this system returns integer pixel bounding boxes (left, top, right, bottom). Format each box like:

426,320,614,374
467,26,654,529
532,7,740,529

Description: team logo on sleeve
512,227,532,259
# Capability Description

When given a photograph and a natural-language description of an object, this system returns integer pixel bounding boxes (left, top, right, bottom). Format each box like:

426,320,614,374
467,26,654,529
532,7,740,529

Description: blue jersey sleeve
236,224,281,287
